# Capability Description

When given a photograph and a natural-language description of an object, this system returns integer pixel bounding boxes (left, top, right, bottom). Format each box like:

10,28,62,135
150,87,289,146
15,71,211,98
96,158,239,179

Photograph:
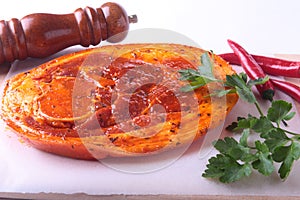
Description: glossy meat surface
1,44,238,160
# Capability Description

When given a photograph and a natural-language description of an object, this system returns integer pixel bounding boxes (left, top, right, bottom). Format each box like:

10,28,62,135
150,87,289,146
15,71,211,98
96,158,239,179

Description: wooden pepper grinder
0,2,138,64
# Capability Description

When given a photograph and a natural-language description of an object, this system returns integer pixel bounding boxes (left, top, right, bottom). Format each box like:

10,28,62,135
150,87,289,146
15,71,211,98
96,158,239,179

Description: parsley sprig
179,52,300,183
178,52,221,92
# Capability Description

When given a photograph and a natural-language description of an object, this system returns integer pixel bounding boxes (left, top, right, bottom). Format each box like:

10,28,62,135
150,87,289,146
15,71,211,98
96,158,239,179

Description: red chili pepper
227,39,275,101
219,53,300,78
270,79,300,103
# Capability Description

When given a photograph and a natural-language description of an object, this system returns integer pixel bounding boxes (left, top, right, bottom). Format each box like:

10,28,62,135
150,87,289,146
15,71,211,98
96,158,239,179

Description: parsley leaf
204,86,300,183
273,142,300,180
213,137,250,160
251,117,274,134
263,128,289,152
220,162,252,183
267,100,296,125
178,52,220,92
225,73,258,104
198,53,214,77
239,129,250,147
179,52,300,183
247,76,269,87
252,141,275,176
202,154,252,183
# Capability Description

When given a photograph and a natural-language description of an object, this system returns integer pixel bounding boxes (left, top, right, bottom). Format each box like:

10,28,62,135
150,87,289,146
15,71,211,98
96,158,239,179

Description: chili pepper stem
262,89,274,102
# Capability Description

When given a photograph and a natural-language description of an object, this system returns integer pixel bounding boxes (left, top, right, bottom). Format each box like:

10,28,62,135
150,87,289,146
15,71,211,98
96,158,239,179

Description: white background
1,0,300,197
0,0,300,54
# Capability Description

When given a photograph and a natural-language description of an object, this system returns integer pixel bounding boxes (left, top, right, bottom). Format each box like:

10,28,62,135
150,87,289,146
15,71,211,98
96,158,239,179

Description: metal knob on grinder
0,2,138,64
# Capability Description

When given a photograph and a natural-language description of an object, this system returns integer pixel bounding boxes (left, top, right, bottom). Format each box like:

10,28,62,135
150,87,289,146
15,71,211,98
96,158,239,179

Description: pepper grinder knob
0,2,137,64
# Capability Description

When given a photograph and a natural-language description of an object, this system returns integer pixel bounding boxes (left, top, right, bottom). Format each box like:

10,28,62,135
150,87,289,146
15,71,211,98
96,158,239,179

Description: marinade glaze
1,44,238,160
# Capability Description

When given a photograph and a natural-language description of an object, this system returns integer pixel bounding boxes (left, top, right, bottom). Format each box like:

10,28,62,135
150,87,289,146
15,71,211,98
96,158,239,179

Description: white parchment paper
0,51,300,196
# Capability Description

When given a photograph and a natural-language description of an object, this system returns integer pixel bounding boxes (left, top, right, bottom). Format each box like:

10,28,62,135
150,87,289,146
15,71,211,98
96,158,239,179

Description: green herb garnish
180,52,299,183
178,52,221,92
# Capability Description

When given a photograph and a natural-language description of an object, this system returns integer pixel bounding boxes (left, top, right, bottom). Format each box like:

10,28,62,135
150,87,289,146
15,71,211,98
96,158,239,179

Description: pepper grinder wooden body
0,2,137,64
